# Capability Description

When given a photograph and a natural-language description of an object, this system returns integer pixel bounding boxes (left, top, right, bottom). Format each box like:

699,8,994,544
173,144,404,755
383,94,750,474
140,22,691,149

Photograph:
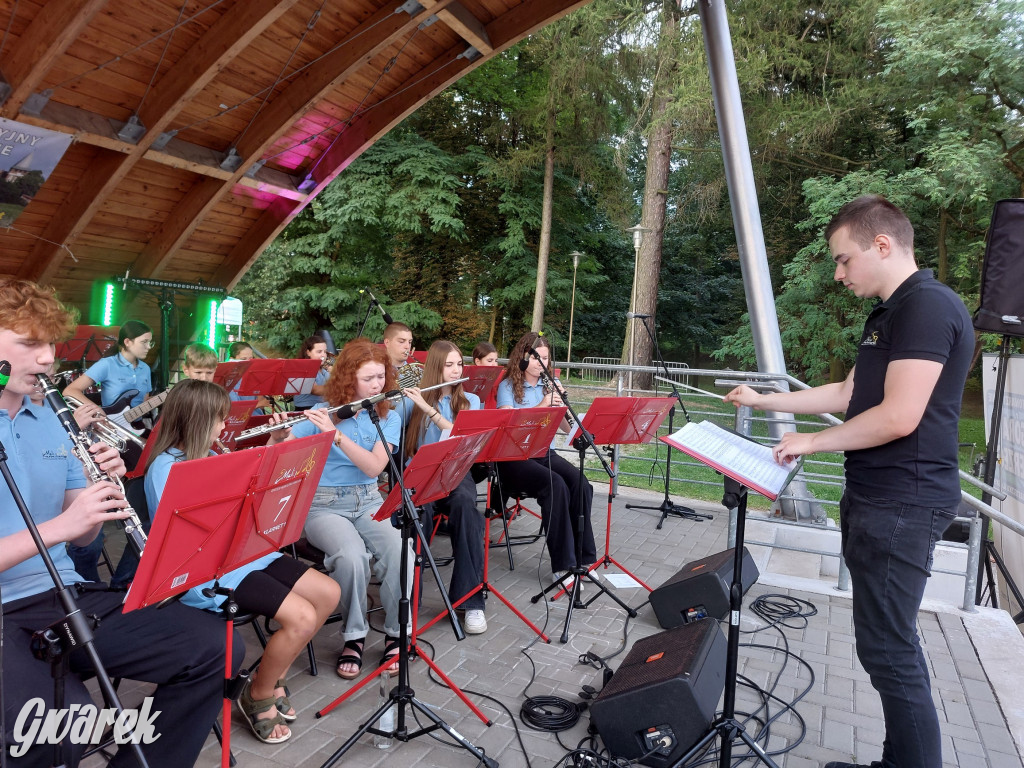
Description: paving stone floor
88,485,1024,768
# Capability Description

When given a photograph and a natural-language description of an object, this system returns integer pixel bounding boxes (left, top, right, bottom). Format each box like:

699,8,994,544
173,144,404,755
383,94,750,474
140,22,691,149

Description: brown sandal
238,679,291,744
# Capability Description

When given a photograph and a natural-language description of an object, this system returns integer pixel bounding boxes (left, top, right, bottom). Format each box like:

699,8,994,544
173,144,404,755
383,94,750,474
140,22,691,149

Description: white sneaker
463,609,487,634
553,571,582,594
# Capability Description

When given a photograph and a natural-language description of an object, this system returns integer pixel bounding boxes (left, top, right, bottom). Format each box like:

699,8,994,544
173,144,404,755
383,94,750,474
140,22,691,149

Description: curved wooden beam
19,0,299,285
0,0,108,118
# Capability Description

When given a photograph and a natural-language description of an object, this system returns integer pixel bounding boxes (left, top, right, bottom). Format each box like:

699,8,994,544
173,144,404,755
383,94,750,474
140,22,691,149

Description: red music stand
578,397,676,592
214,359,321,397
439,407,569,642
123,432,333,768
55,325,119,367
218,400,259,451
316,432,495,725
460,365,503,408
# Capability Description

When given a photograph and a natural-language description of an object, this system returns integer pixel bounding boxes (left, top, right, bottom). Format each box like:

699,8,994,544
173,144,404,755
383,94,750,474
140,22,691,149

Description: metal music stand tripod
315,406,497,768
624,315,710,527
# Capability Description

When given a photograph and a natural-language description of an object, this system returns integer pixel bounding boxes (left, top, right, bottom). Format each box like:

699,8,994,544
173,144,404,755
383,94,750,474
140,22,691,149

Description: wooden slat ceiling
0,0,589,314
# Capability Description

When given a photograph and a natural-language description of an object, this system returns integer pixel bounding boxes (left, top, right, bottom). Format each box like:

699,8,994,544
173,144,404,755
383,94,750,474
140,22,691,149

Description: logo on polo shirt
41,445,70,460
861,331,880,347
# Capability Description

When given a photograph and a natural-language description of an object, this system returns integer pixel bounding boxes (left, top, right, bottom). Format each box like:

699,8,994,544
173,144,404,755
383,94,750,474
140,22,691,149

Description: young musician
226,341,271,412
404,340,487,634
63,320,153,409
144,379,340,744
496,332,595,587
472,341,498,367
292,335,329,410
383,322,413,371
267,338,411,679
1,279,242,768
181,342,218,381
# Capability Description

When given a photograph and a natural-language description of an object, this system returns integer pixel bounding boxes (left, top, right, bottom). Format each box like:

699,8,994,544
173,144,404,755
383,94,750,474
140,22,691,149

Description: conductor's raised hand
723,385,763,409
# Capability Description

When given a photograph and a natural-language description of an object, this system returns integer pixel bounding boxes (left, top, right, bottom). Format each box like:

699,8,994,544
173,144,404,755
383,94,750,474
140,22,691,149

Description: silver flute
35,374,148,559
236,377,469,441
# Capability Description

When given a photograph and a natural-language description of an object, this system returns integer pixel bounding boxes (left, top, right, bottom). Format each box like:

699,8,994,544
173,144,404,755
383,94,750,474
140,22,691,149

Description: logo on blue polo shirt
41,445,70,460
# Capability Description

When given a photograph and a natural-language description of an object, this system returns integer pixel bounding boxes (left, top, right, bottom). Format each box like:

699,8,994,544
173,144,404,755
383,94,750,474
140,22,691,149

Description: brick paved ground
88,484,1024,768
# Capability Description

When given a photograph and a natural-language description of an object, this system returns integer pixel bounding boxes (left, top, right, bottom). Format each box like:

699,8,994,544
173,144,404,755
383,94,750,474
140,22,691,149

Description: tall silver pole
698,1,815,520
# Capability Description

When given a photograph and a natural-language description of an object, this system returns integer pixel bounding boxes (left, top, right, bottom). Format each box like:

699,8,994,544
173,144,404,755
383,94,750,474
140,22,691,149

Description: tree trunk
531,109,557,333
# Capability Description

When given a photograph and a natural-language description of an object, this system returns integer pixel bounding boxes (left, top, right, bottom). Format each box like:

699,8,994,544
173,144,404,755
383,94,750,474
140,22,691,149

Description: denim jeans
840,489,956,768
304,483,412,641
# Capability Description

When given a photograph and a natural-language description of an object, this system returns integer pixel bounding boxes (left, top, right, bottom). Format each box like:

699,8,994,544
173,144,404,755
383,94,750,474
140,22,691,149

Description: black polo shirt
844,269,973,507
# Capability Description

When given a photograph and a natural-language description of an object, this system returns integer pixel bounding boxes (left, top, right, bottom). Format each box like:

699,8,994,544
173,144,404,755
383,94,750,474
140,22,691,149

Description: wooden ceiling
0,0,589,316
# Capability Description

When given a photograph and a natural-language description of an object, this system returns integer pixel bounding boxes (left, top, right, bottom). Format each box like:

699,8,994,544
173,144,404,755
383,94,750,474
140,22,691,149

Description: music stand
660,422,799,768
214,359,321,398
218,400,259,451
461,365,503,409
417,408,571,643
576,397,677,592
123,432,333,768
314,407,497,768
55,324,119,370
313,432,494,725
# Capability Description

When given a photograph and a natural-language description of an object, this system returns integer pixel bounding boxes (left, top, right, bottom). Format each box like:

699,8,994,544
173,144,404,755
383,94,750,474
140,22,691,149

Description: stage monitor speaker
649,546,758,628
590,619,726,767
974,198,1024,337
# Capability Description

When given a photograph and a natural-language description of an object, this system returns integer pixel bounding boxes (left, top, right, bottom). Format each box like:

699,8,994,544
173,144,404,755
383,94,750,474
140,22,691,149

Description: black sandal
336,638,365,680
381,635,401,678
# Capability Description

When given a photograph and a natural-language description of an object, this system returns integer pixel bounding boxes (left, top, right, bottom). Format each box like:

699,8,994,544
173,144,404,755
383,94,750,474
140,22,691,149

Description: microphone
0,360,10,398
364,288,395,325
333,389,400,420
626,312,651,319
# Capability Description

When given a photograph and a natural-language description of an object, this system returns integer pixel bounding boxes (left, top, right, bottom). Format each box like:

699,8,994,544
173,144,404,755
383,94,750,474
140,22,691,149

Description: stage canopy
0,0,588,309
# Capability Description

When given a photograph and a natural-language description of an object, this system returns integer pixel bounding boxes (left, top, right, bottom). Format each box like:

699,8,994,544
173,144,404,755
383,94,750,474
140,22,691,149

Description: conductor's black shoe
824,762,882,768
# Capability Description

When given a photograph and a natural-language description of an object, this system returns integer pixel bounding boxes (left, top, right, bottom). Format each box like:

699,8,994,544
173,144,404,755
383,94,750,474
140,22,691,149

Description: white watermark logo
11,697,161,757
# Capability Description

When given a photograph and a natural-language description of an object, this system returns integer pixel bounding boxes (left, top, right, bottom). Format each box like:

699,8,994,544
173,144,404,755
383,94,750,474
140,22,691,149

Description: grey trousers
303,482,412,641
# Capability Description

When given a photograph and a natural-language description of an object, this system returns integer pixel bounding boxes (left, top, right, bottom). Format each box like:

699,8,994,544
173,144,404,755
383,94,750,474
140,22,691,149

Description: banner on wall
982,352,1024,618
0,117,73,228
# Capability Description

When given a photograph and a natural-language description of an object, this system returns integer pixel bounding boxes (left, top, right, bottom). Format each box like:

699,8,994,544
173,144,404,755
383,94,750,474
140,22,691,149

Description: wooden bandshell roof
0,0,587,312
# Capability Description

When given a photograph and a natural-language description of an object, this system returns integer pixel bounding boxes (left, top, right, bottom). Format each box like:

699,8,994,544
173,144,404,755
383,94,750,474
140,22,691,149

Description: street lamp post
567,251,582,379
625,223,650,393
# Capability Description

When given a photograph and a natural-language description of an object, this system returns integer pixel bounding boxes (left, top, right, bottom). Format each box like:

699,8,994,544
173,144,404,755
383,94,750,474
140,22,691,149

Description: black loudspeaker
649,547,758,628
974,199,1024,337
590,620,726,767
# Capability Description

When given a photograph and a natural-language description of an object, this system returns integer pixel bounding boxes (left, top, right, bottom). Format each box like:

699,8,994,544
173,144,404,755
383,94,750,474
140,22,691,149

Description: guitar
104,387,172,434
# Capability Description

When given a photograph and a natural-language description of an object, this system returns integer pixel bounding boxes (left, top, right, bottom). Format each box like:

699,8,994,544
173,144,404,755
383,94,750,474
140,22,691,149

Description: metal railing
553,358,1021,613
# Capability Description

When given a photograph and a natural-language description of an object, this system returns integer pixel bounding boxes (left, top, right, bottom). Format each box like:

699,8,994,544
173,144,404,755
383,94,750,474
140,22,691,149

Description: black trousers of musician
2,584,245,768
422,472,486,611
496,450,596,573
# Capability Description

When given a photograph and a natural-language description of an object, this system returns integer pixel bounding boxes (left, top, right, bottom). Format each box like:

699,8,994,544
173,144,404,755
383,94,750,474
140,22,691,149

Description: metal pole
696,1,790,429
567,251,581,379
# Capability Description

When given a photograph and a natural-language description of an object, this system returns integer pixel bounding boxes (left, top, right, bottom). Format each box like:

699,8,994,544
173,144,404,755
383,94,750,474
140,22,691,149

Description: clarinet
35,374,148,559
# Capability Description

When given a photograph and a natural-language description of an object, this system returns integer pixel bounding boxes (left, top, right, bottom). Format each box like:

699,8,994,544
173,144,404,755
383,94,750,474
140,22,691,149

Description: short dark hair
824,194,914,253
383,322,411,340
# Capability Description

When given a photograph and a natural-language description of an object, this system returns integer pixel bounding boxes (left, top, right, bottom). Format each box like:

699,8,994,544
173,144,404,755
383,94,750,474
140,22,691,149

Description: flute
35,374,148,559
236,378,468,441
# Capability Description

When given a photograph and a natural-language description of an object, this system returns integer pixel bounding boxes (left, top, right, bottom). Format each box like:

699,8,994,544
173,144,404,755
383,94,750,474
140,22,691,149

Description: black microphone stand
624,315,711,527
0,436,149,768
355,296,377,339
318,400,497,768
523,355,625,644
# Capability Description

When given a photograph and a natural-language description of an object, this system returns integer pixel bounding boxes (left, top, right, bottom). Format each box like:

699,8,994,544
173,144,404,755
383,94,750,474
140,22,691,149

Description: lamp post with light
566,251,583,379
625,223,650,393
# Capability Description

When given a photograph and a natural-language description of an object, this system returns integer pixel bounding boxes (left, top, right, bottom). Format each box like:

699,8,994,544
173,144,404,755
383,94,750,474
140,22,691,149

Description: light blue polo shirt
145,448,281,611
84,353,152,408
293,368,329,410
291,406,400,486
420,392,481,447
0,398,89,603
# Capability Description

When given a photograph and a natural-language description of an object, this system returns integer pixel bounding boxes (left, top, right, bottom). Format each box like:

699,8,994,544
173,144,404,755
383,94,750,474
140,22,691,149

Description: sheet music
664,420,799,498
